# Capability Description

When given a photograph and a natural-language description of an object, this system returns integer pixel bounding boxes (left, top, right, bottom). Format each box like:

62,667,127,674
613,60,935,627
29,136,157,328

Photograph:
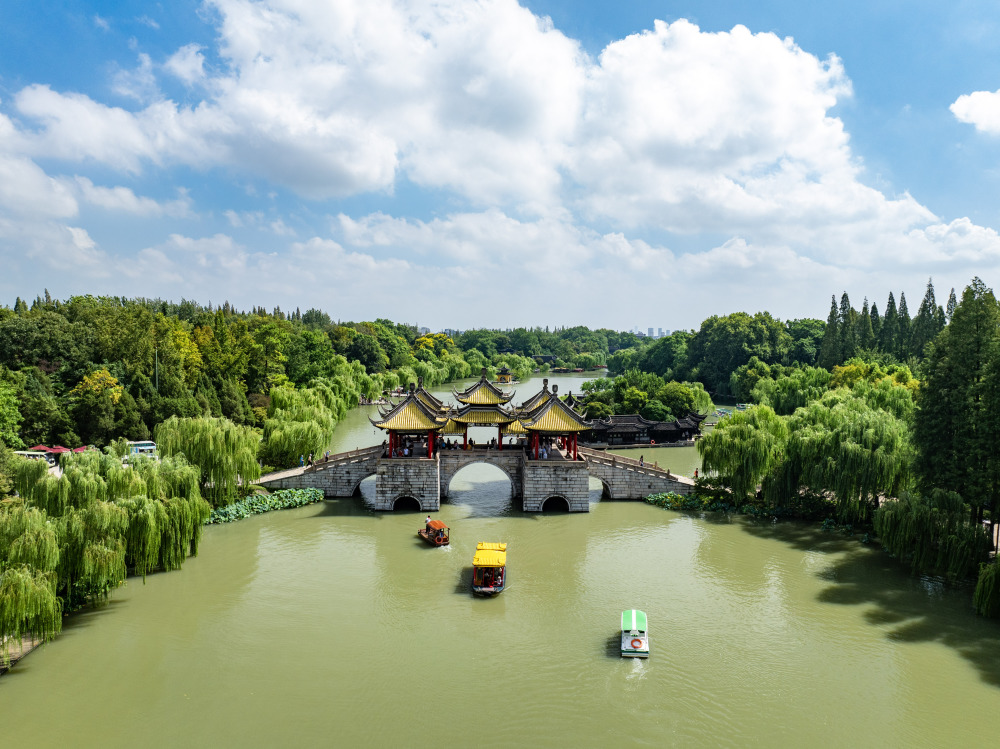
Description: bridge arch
392,496,422,512
589,475,614,500
445,460,517,494
541,496,570,512
349,471,377,497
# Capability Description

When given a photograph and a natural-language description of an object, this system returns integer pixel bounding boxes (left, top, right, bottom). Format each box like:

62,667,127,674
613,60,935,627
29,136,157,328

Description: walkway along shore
1,636,42,675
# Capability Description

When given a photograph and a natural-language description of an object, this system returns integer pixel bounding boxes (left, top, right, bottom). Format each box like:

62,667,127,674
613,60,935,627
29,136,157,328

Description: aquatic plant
207,488,323,524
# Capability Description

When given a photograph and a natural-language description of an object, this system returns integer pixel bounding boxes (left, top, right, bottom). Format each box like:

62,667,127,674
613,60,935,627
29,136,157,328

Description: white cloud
951,88,1000,134
69,177,193,217
165,44,206,85
94,15,110,31
2,2,1000,326
113,53,160,102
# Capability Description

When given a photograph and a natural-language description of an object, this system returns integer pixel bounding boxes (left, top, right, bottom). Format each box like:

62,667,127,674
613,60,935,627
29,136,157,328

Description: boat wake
626,658,646,681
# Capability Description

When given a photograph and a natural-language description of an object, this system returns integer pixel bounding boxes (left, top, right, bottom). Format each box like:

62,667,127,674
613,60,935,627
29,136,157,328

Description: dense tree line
698,278,999,617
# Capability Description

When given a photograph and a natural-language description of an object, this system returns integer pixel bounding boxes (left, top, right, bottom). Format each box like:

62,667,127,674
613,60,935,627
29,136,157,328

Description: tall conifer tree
915,278,1000,531
911,278,944,357
879,293,899,356
839,293,858,361
858,298,875,350
897,292,912,359
818,296,841,369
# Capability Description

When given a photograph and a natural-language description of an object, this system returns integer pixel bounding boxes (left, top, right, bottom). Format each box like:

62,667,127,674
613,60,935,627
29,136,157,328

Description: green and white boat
620,609,649,658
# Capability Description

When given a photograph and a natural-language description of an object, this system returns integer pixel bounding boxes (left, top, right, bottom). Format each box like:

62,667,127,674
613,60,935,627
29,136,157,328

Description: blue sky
3,0,1000,331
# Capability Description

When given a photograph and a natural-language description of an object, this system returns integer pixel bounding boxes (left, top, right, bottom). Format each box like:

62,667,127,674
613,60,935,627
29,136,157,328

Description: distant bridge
258,445,693,512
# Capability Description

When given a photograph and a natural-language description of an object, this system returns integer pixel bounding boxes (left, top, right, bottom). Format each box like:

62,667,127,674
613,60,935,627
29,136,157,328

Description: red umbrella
72,446,89,453
29,445,50,451
48,446,71,453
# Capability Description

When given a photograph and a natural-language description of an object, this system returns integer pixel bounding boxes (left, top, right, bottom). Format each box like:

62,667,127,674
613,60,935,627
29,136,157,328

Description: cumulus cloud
165,44,206,85
951,88,1000,134
2,1,1000,325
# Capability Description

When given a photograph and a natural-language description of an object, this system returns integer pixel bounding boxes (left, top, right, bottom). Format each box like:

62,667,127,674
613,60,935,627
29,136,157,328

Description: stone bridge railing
579,446,694,500
260,444,384,497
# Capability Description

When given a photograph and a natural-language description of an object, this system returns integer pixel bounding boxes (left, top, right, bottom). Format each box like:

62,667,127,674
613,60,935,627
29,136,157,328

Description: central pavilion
369,372,591,460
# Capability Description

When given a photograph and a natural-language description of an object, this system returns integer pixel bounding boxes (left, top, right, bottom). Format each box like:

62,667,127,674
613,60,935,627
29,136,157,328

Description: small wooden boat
418,520,450,546
472,542,506,596
620,609,649,658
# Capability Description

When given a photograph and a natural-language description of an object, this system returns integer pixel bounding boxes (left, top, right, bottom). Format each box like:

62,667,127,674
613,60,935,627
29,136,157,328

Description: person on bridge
639,455,644,467
299,455,304,467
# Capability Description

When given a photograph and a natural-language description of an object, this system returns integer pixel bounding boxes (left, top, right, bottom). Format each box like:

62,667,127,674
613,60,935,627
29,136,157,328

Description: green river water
2,374,999,746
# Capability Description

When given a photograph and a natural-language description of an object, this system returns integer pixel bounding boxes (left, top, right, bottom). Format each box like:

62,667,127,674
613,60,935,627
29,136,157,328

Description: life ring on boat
650,440,655,445
630,638,643,650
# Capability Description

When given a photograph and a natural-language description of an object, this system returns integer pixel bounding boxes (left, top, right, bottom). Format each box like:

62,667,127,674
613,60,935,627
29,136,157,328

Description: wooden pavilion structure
514,381,590,460
370,382,448,458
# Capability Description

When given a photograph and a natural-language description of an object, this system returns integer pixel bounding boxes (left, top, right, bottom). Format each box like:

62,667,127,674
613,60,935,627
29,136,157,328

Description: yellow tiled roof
450,405,517,426
454,379,513,405
502,420,528,435
371,399,445,431
440,419,468,435
521,399,590,433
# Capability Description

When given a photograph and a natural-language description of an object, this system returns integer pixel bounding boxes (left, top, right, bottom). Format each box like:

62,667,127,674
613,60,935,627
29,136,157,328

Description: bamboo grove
699,278,1000,616
0,448,210,660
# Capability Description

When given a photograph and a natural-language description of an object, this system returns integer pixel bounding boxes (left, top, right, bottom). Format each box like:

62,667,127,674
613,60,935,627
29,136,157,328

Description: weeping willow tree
696,405,789,504
764,388,913,523
752,367,832,416
155,416,260,506
260,384,339,468
0,502,61,655
874,490,991,580
974,562,1000,618
0,566,61,660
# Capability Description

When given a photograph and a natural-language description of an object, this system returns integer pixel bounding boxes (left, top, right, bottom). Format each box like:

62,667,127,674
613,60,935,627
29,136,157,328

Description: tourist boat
620,609,649,658
472,542,507,596
418,519,450,546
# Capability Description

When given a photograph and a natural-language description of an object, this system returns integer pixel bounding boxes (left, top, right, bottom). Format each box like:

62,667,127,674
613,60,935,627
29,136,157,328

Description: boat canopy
621,609,647,632
473,542,507,568
427,520,448,531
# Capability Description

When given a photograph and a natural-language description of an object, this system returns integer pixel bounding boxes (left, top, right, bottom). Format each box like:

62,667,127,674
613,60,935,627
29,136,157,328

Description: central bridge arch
438,451,524,499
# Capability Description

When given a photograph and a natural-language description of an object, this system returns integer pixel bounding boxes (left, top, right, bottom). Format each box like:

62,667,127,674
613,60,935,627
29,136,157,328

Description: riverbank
1,635,42,674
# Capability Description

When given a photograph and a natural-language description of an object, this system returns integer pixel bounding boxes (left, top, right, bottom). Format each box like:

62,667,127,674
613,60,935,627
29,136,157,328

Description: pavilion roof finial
552,384,558,395
480,367,487,380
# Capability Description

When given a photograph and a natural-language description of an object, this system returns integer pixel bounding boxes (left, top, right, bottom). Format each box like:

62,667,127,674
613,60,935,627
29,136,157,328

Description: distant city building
418,327,430,335
648,327,654,338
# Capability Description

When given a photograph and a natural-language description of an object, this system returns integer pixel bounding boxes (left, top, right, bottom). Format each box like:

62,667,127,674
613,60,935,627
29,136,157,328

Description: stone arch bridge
259,444,693,512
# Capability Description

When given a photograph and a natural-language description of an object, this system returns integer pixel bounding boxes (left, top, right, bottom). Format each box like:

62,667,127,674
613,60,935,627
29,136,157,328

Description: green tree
818,296,841,369
697,405,789,504
155,416,260,507
910,278,944,358
687,312,790,394
913,278,1000,532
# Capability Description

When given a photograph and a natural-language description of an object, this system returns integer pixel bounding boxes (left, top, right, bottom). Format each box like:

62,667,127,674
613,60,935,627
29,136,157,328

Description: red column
574,433,578,460
463,428,468,449
498,426,503,451
428,431,433,459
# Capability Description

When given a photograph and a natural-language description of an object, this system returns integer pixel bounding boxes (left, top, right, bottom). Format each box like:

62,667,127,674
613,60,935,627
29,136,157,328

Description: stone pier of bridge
258,445,695,512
